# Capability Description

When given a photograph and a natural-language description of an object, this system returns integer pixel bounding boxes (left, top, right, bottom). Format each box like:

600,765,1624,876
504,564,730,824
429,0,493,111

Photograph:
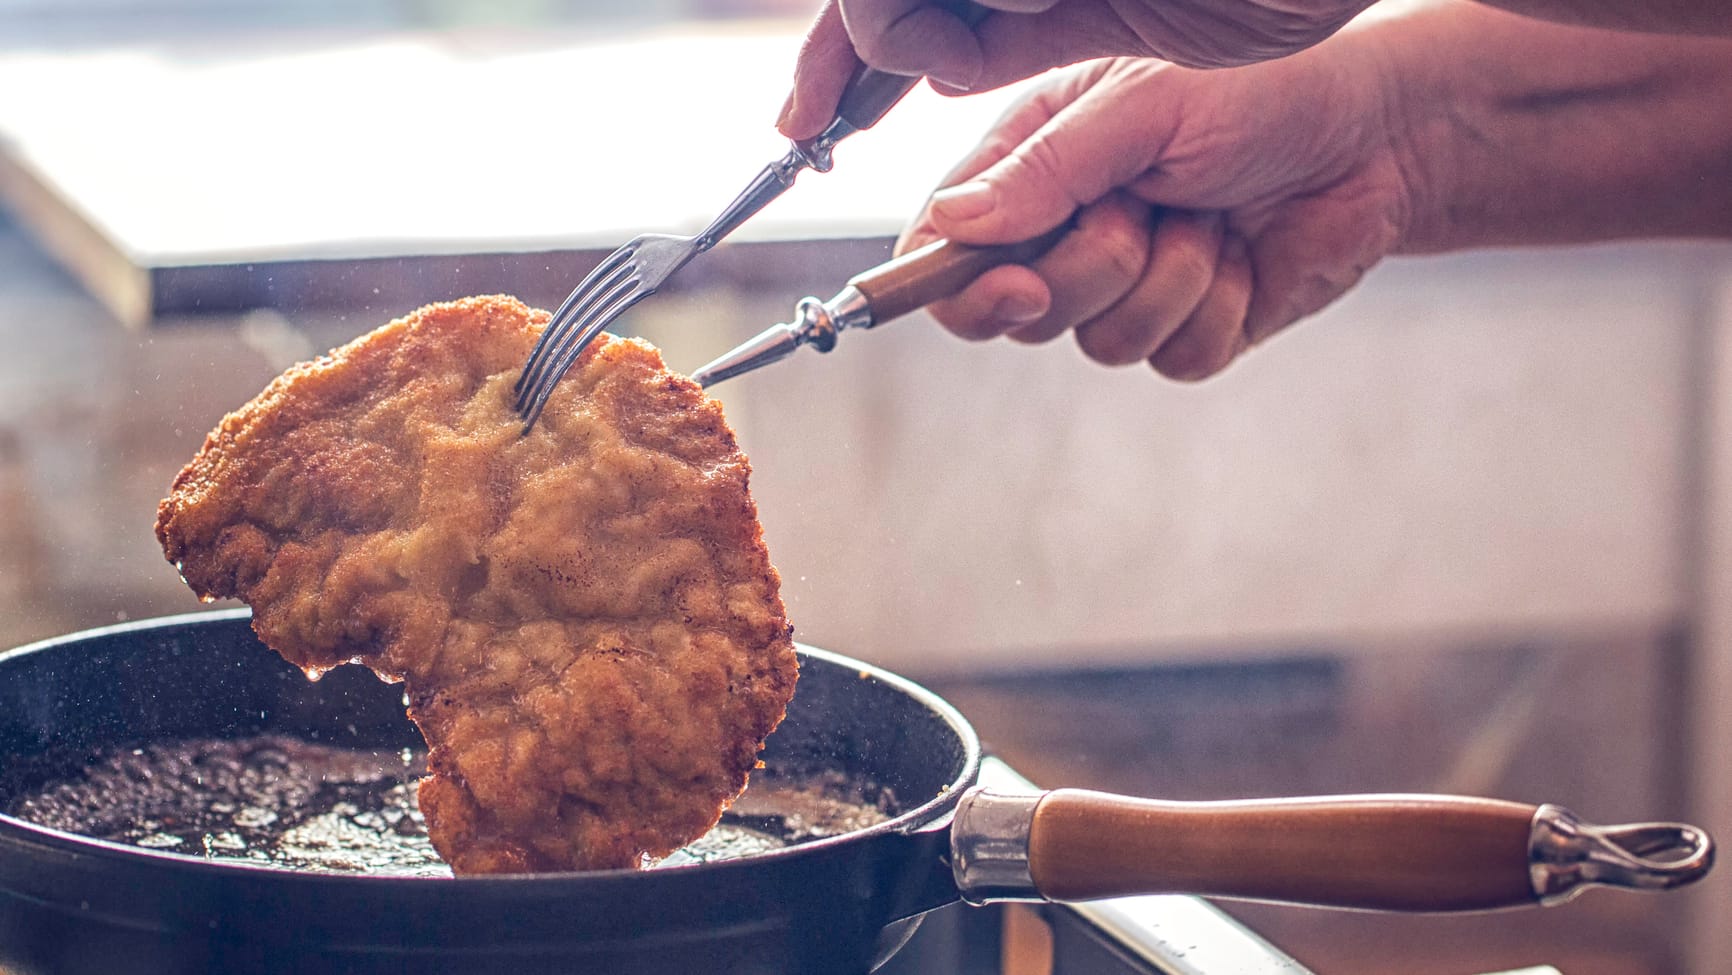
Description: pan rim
0,610,982,888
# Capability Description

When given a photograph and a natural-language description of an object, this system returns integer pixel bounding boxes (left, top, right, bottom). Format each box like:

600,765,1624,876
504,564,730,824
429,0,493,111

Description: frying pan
0,612,1713,975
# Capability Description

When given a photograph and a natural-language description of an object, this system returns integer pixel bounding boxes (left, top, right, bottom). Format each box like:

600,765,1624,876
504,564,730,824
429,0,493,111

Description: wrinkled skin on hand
894,45,1413,380
777,0,1374,138
156,296,799,874
777,0,1732,142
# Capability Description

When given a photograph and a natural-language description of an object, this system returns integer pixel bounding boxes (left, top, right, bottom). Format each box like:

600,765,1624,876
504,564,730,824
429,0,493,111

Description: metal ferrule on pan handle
1528,804,1715,905
951,788,1042,904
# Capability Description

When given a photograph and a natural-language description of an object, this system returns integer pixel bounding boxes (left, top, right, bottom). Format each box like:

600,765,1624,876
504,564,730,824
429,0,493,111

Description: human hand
777,0,1375,140
897,42,1414,379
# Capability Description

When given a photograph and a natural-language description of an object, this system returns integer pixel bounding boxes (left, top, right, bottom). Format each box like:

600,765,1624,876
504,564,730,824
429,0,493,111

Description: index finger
779,2,860,140
839,0,986,89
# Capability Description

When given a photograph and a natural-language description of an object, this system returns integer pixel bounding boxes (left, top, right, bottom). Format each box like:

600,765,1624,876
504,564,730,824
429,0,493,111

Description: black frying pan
0,612,1713,975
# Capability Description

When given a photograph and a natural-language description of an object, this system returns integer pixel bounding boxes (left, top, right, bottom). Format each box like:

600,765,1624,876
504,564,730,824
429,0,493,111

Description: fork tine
517,255,632,402
517,282,648,432
517,277,642,429
513,259,634,412
515,269,636,417
515,245,635,396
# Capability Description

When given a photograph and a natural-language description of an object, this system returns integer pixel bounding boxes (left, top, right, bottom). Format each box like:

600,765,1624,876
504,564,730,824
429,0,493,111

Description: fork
513,1,991,432
690,226,1067,388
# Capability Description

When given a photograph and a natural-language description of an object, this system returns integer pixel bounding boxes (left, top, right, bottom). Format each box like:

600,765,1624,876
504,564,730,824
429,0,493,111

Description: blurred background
3,2,1732,973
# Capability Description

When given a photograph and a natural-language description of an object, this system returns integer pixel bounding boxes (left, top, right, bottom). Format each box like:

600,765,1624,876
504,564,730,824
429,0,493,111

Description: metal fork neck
695,142,816,252
792,117,857,174
694,115,861,251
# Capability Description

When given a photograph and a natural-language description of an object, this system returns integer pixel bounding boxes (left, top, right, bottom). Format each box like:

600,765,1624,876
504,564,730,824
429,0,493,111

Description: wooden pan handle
1029,790,1537,911
845,227,1067,326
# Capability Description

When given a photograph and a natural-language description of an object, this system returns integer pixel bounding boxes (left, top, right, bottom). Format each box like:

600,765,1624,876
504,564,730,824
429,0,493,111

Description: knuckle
981,132,1024,166
1076,323,1150,367
1158,217,1221,280
851,31,894,67
1006,326,1064,346
1171,249,1217,296
1103,232,1150,282
1194,342,1239,378
1151,331,1237,382
1081,210,1151,281
1010,137,1072,200
934,308,1001,343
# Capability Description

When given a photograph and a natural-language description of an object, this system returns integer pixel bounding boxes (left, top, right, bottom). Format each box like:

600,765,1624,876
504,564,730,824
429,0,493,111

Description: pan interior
0,611,977,876
7,735,898,875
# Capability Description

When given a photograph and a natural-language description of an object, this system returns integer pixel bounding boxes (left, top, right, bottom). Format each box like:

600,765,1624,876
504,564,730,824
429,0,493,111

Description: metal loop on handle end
1528,804,1715,906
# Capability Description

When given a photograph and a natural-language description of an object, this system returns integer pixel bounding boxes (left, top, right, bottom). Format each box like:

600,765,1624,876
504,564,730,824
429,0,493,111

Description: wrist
1349,1,1732,252
1337,2,1476,255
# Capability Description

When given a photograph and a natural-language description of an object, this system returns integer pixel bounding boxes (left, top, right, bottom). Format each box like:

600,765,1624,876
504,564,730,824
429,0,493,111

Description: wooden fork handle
846,227,1068,326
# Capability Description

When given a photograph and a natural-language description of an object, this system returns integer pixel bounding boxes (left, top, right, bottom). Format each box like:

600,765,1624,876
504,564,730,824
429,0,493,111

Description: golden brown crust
156,295,798,873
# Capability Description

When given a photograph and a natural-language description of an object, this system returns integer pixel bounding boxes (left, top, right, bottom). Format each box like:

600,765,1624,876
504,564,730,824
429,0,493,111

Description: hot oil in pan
6,736,898,875
11,737,439,874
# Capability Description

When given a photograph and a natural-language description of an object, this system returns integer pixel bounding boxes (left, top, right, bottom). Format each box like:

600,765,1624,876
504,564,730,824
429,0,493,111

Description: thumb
963,6,1157,93
928,61,1169,245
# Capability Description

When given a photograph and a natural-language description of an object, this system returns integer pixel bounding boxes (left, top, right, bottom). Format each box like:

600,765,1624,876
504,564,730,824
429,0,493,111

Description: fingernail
928,53,983,95
928,70,976,94
931,181,996,222
774,92,795,132
989,294,1044,326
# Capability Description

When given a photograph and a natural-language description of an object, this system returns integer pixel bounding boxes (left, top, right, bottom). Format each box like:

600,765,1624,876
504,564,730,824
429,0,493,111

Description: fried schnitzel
155,295,798,873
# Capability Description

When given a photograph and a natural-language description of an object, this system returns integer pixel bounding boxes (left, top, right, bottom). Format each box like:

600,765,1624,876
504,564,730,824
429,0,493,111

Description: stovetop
881,897,1314,975
877,759,1314,975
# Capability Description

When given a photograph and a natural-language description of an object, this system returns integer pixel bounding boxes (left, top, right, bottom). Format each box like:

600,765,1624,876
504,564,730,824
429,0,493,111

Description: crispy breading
155,295,798,873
